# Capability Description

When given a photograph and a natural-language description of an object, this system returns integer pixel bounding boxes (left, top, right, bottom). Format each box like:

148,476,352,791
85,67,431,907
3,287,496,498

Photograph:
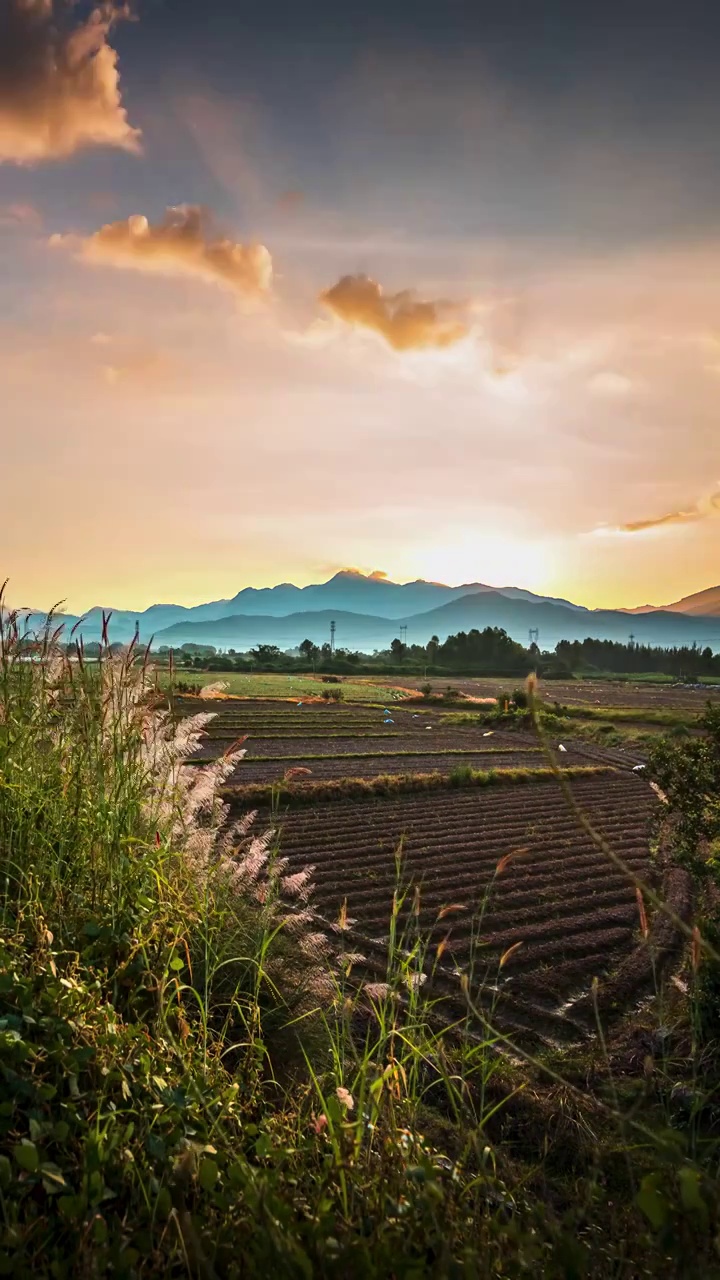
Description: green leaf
255,1133,272,1160
678,1166,706,1216
82,922,101,938
13,1141,39,1173
155,1186,172,1220
40,1162,69,1195
92,1215,108,1244
59,1194,85,1220
169,957,184,971
635,1176,668,1231
198,1158,219,1192
53,1121,70,1142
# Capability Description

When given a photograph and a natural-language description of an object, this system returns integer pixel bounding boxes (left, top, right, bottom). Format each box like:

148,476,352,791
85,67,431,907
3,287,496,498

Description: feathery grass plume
499,941,524,969
495,845,529,875
437,903,467,919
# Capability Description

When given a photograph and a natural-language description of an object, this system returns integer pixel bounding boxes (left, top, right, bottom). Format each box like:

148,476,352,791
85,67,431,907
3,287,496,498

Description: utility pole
330,619,336,656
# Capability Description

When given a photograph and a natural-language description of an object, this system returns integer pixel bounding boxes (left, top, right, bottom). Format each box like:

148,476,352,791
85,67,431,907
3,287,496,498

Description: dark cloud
0,0,140,163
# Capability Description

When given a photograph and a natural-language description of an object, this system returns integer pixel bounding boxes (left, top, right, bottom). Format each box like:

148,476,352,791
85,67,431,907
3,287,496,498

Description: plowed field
387,676,719,712
266,774,658,1049
178,697,603,783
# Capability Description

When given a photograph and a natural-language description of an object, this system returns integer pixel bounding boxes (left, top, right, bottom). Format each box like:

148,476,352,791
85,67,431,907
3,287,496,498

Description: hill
624,585,720,617
11,573,720,651
151,589,720,652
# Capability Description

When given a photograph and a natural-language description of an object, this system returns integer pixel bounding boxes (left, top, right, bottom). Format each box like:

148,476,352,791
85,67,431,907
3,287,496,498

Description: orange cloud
338,567,388,579
320,274,468,351
620,489,720,533
52,205,273,297
0,1,140,164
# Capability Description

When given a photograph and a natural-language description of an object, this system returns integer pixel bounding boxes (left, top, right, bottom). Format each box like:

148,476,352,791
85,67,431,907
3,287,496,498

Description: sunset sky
3,0,720,614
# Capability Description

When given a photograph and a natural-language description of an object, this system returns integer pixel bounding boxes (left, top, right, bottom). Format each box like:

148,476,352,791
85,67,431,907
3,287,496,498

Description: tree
426,635,440,665
390,638,406,663
250,644,281,666
299,638,320,669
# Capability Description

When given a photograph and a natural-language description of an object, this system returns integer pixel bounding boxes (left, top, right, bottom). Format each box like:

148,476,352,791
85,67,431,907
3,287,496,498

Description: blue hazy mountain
11,573,720,650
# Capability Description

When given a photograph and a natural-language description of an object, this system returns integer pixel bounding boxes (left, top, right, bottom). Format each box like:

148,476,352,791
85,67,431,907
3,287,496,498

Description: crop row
275,773,651,848
225,751,566,784
265,773,655,1046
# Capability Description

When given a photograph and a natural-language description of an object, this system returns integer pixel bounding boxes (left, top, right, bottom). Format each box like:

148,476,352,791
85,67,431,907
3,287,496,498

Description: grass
559,704,701,726
223,764,617,807
190,747,544,764
159,671,409,703
2,607,720,1275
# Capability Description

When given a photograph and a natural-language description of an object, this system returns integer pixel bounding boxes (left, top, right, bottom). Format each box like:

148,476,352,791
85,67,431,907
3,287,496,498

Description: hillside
150,589,720,652
12,573,720,650
624,584,720,617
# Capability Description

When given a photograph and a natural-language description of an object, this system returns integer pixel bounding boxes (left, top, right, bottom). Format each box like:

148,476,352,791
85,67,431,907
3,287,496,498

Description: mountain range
11,572,720,653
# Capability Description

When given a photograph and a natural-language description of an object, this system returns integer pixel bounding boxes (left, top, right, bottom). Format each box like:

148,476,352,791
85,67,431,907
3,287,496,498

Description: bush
510,687,528,710
420,682,433,699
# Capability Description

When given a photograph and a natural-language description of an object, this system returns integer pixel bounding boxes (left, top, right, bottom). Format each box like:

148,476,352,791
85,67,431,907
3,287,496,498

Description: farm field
257,773,659,1049
162,671,408,702
176,691,670,1048
177,695,629,783
387,674,719,712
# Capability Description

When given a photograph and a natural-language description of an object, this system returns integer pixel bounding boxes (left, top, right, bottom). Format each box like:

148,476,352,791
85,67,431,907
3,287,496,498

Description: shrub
511,687,528,710
420,682,433,699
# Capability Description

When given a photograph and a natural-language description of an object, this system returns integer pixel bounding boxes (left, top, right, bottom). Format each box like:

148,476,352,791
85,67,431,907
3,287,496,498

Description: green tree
299,638,320,668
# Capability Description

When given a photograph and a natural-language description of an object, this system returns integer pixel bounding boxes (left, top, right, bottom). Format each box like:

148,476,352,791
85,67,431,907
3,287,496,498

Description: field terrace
265,774,658,1051
178,696,616,786
172,692,663,1051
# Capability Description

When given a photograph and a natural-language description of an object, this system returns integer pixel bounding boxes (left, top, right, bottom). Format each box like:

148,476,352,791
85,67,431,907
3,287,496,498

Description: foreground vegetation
2,605,720,1275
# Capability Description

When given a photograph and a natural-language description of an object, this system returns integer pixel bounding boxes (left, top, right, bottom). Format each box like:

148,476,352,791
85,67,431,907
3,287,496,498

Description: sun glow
400,532,559,593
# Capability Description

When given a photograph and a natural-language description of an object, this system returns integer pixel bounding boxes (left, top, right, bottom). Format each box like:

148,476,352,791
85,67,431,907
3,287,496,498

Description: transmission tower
629,633,635,647
399,625,408,646
330,619,336,655
528,628,539,646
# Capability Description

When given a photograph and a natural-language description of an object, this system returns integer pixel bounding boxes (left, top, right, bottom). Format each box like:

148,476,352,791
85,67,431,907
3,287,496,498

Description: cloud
52,205,273,298
618,489,720,533
320,274,468,351
0,0,140,164
0,201,42,229
337,567,388,579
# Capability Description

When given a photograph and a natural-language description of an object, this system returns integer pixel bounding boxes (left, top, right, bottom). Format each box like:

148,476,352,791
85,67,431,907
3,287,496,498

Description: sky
2,0,720,614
